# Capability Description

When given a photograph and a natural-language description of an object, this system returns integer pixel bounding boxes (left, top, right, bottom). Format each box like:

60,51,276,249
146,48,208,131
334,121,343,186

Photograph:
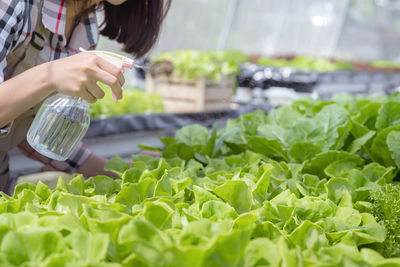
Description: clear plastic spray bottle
26,50,134,161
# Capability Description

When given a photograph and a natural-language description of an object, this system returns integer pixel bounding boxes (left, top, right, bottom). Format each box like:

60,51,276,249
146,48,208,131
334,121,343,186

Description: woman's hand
47,52,125,103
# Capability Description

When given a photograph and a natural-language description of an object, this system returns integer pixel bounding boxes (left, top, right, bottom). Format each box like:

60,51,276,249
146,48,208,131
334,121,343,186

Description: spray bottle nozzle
123,58,134,68
79,47,134,69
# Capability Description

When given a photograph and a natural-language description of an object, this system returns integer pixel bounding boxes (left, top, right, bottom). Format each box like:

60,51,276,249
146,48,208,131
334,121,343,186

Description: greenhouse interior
3,0,400,265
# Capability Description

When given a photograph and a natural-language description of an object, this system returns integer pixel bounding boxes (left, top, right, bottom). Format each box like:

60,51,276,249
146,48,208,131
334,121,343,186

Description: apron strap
5,0,45,80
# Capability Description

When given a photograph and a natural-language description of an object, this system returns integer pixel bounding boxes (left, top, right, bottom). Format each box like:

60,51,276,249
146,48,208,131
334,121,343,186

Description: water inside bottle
27,93,90,161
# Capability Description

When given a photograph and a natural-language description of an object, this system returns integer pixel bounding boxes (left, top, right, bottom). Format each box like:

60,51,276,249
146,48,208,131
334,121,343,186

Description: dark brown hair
73,0,171,58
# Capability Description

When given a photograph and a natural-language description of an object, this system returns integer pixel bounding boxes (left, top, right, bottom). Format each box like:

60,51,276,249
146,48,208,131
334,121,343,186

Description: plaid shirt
0,0,99,177
0,0,99,82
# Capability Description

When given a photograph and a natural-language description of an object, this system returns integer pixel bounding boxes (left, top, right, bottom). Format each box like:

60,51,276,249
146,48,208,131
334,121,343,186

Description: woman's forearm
0,62,55,128
0,52,125,129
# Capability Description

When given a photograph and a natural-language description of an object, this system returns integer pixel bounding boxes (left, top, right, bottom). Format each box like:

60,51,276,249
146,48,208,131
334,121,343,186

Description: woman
0,0,171,193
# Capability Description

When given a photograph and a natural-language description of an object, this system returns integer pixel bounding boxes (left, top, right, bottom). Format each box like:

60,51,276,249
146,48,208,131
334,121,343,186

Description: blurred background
101,0,400,62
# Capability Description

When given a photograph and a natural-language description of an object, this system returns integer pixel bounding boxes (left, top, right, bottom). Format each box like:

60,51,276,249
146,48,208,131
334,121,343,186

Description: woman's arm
0,52,125,129
0,63,54,128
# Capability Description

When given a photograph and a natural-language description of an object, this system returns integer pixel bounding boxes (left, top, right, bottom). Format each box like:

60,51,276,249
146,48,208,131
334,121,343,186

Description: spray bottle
26,50,134,161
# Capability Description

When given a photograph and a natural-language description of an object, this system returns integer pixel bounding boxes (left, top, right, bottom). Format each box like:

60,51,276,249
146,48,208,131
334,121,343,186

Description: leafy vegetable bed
257,56,400,72
3,94,400,266
90,86,164,118
257,56,354,72
151,50,249,82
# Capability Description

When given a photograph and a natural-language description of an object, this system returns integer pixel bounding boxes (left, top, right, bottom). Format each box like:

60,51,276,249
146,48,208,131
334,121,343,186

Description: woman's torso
0,0,99,152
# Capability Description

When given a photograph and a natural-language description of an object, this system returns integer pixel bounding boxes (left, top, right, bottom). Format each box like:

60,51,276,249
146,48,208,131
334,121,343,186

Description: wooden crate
146,74,235,113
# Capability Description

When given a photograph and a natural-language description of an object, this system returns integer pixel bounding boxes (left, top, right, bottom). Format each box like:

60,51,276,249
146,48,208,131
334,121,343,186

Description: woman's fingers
80,88,97,103
51,52,126,101
91,69,123,100
96,57,126,87
87,81,105,100
117,72,125,88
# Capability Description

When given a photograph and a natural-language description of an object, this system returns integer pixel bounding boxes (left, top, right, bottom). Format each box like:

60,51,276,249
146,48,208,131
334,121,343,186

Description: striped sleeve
0,0,27,137
0,0,27,83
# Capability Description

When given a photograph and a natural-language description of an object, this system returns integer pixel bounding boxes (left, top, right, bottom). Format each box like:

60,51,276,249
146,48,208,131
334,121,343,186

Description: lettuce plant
1,93,400,266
